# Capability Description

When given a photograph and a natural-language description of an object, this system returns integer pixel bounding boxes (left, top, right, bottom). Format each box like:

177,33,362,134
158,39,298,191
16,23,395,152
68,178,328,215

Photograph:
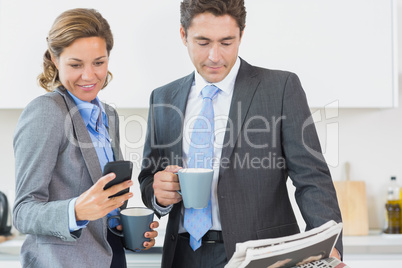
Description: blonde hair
38,8,114,91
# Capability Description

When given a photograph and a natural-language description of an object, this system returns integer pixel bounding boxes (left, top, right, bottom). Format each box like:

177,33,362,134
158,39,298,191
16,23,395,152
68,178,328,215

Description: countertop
343,230,402,254
2,230,402,256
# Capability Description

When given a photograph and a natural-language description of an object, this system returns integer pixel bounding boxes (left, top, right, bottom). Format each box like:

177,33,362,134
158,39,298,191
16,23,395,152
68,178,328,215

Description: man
139,1,342,267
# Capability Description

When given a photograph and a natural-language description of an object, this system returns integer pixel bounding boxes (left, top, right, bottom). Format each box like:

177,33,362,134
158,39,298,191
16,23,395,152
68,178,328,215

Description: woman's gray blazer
13,87,123,268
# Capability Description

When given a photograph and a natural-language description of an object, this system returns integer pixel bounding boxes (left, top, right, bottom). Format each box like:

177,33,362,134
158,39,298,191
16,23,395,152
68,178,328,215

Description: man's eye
222,42,232,46
197,42,209,46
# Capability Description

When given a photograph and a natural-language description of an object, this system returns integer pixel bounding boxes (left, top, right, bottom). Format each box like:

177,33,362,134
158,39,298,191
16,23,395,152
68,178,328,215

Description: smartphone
103,160,133,208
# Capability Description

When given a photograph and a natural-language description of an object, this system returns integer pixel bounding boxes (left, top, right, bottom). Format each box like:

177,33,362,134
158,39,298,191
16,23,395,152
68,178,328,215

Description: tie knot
201,85,220,100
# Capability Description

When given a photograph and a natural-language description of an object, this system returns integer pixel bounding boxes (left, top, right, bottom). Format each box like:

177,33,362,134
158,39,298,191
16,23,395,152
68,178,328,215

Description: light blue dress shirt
66,90,115,231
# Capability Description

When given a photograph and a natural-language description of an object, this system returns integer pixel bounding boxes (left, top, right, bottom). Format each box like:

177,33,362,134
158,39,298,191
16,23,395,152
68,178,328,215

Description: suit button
170,234,176,241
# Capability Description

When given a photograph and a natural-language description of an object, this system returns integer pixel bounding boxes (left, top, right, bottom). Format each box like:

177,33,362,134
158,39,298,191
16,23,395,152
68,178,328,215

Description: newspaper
225,220,346,268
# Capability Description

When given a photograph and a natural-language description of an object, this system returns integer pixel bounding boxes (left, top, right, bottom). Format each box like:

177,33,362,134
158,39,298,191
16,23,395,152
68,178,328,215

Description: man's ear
180,25,187,46
239,27,245,43
50,53,59,69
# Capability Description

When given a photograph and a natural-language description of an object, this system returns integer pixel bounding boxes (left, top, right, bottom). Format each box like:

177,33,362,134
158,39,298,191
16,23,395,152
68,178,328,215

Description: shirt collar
194,57,241,96
66,90,108,128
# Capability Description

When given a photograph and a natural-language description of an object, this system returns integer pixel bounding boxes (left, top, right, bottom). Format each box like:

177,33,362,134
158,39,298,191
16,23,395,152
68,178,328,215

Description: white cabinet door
241,0,398,108
346,260,402,268
345,256,402,268
0,0,397,108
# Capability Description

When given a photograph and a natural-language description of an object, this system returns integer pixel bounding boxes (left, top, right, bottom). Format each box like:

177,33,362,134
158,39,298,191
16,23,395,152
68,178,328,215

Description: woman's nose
82,66,95,81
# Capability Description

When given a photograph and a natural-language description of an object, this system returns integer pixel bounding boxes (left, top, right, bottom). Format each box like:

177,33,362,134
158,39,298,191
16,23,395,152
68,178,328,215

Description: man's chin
203,73,226,83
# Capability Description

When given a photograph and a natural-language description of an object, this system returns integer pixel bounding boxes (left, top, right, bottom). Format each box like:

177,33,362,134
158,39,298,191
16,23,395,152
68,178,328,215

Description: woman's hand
75,173,133,221
143,221,159,250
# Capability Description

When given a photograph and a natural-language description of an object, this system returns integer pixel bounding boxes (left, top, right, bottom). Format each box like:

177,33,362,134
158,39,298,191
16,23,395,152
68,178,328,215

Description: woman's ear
50,53,59,69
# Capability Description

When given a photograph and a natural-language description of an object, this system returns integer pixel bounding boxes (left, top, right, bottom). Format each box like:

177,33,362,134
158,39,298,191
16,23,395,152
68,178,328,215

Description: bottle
395,204,401,234
400,185,402,232
385,176,401,234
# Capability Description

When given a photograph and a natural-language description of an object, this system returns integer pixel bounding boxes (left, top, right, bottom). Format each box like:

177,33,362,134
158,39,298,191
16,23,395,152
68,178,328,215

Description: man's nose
208,44,221,62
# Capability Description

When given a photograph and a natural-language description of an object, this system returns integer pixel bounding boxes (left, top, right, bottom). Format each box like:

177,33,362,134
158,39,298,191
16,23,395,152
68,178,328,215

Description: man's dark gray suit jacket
139,59,342,268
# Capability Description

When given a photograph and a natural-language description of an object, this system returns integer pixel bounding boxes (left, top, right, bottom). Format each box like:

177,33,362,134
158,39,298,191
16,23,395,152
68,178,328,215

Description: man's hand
153,165,182,207
330,248,341,260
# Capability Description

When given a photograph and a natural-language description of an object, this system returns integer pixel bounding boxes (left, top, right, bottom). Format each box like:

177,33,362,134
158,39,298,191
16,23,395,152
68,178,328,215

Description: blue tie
184,85,220,251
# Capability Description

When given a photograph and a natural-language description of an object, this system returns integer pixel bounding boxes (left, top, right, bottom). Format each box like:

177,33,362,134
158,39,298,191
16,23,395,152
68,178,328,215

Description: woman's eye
70,64,81,68
94,61,104,66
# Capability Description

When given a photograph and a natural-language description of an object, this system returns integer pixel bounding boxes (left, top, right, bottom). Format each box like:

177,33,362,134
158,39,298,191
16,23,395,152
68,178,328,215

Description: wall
2,1,402,235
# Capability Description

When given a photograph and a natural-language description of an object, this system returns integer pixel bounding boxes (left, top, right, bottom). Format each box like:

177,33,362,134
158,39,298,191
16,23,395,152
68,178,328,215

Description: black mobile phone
103,160,133,208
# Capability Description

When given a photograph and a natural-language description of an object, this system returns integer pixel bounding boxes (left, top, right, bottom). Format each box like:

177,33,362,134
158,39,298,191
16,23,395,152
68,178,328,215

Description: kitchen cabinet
0,0,397,109
0,254,163,268
345,257,402,268
0,235,163,268
343,231,402,267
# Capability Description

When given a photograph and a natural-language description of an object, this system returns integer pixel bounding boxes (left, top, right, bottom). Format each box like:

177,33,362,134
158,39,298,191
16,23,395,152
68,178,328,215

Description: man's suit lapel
169,72,194,167
56,87,103,184
221,59,261,166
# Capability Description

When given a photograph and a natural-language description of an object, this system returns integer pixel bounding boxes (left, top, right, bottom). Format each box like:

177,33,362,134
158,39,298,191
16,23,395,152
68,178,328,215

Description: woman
13,8,158,268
